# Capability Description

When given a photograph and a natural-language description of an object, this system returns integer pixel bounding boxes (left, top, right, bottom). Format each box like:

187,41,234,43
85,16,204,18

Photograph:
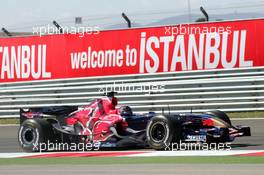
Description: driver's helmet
119,105,133,116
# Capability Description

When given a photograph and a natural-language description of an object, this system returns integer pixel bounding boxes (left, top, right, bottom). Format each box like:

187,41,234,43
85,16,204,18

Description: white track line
0,150,263,158
0,153,38,158
126,150,264,157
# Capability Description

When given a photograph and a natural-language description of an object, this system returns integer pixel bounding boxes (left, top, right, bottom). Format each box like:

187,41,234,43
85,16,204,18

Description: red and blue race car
18,92,251,152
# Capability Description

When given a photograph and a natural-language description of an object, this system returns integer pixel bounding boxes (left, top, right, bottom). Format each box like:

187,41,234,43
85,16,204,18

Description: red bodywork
65,96,126,141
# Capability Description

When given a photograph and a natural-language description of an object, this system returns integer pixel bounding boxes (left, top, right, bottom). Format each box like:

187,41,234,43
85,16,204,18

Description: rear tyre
206,110,231,125
146,115,181,150
18,119,53,152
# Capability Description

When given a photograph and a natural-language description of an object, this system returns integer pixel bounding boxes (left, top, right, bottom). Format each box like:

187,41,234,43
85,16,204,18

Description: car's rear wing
19,106,78,124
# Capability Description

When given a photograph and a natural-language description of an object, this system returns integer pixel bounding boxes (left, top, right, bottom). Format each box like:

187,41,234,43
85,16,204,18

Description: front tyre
18,119,53,152
146,115,181,150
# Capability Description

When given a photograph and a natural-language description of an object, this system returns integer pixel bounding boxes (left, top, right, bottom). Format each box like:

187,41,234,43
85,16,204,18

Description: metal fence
0,67,264,118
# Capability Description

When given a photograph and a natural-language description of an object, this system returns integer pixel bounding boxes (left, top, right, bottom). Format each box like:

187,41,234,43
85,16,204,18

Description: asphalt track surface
0,119,264,152
0,164,263,175
0,119,263,175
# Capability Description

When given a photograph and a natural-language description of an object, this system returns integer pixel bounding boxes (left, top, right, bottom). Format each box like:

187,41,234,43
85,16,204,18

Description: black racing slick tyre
146,115,182,150
18,119,53,152
206,110,232,125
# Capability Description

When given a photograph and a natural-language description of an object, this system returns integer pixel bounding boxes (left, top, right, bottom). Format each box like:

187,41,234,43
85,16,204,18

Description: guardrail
0,67,263,118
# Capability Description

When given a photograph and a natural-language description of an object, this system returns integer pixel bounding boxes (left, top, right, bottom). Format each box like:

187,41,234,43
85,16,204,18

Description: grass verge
227,111,264,118
0,156,263,165
0,118,19,125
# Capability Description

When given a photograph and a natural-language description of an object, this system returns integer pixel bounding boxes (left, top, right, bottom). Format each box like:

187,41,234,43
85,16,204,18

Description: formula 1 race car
18,92,251,152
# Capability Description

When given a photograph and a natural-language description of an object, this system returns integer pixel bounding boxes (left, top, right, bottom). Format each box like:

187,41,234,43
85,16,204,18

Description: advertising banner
1,18,264,83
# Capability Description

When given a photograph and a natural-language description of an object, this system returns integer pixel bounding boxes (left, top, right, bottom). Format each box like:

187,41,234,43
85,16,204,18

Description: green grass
227,111,264,118
0,118,19,124
0,156,263,165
